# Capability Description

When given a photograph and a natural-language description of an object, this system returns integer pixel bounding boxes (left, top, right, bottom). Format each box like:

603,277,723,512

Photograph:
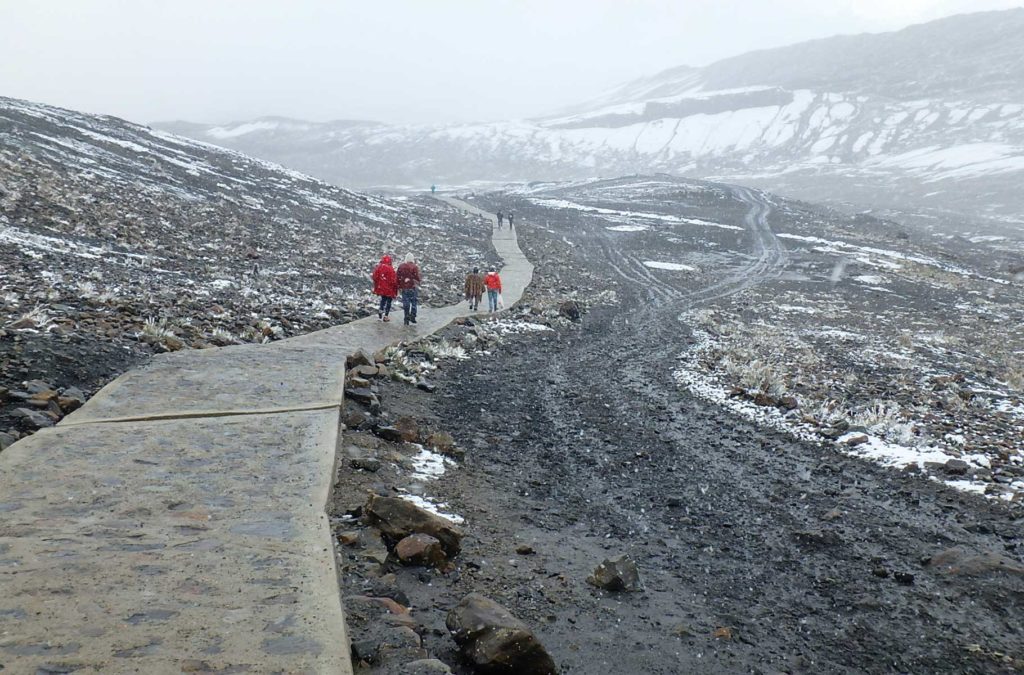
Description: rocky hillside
159,8,1024,234
0,96,495,444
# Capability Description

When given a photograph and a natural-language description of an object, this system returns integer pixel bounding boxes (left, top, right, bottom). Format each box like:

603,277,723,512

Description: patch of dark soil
0,331,149,443
371,309,1024,674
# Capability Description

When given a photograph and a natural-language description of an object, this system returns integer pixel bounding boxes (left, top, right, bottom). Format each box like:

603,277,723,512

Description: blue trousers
401,288,418,323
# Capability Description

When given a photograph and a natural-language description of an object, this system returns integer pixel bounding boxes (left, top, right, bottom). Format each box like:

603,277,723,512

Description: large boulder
587,554,641,592
363,494,463,557
446,593,556,675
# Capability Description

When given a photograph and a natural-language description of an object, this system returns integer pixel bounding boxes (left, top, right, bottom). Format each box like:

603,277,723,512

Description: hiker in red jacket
371,255,398,321
484,268,502,313
396,253,421,325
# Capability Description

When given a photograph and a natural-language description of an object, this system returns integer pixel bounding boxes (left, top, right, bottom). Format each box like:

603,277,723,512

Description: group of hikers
372,254,503,325
495,210,514,229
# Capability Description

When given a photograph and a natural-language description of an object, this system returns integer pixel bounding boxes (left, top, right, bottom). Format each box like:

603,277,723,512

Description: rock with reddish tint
352,364,380,378
928,547,1024,577
446,593,556,675
395,533,447,567
57,386,87,413
363,494,463,557
394,416,421,442
426,430,455,454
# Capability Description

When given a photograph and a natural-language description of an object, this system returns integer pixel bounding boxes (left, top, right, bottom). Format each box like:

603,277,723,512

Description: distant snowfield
778,232,1010,284
606,224,649,232
207,120,312,139
530,198,743,231
865,143,1024,181
644,261,696,272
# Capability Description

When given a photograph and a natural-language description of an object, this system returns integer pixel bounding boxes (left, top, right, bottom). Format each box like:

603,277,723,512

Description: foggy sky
2,0,1021,126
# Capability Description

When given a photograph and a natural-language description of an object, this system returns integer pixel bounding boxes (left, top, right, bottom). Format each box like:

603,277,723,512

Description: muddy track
423,191,1024,673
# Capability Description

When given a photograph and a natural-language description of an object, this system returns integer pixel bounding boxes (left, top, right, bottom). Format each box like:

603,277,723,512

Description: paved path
0,197,530,673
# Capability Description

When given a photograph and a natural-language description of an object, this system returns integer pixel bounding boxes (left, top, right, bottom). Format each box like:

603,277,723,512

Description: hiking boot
377,312,382,320
410,317,417,324
383,315,390,322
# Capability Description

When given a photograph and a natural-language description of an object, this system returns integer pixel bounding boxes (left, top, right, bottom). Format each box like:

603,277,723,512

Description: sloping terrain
329,177,1023,673
488,176,1024,500
158,9,1024,233
0,96,496,443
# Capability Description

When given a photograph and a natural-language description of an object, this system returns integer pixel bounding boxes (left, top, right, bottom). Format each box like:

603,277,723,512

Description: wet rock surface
363,494,464,558
446,593,557,675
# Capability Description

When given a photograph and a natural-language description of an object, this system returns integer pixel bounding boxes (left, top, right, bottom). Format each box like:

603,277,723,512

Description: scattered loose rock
446,593,557,675
374,425,407,443
401,659,454,674
13,407,55,430
395,533,447,568
350,457,382,472
363,494,464,558
587,554,641,592
348,349,376,369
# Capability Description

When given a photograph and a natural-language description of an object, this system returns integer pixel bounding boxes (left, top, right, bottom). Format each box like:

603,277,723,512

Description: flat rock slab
63,343,352,424
0,410,348,673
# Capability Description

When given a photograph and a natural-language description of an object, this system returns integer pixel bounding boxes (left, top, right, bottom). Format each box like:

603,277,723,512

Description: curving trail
434,188,1023,674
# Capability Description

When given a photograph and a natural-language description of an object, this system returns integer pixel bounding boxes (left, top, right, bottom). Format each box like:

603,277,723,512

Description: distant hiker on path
484,268,502,313
496,210,504,229
431,184,436,194
464,267,485,311
507,211,515,229
397,253,421,325
372,254,398,322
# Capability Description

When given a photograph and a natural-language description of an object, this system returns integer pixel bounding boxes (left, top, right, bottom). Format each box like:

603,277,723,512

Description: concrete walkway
0,198,530,673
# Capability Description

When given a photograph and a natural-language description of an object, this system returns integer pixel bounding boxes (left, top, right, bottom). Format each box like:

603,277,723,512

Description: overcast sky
2,0,1021,126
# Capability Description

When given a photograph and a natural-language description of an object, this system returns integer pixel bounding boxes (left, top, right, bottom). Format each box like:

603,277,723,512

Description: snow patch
643,261,696,272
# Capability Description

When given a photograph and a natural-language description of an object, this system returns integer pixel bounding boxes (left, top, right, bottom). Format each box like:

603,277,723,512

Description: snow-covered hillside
158,8,1024,234
0,96,494,440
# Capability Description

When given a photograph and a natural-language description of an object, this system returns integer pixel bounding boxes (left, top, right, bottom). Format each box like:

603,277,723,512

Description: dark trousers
378,295,393,316
401,288,418,323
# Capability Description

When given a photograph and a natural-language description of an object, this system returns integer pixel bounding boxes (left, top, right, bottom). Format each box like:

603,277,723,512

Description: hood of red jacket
380,255,392,265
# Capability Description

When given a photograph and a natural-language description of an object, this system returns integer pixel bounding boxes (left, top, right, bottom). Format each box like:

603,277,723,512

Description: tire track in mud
436,191,1023,673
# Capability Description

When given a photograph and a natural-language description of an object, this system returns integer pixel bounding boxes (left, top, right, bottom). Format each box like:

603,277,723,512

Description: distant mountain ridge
155,8,1024,232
